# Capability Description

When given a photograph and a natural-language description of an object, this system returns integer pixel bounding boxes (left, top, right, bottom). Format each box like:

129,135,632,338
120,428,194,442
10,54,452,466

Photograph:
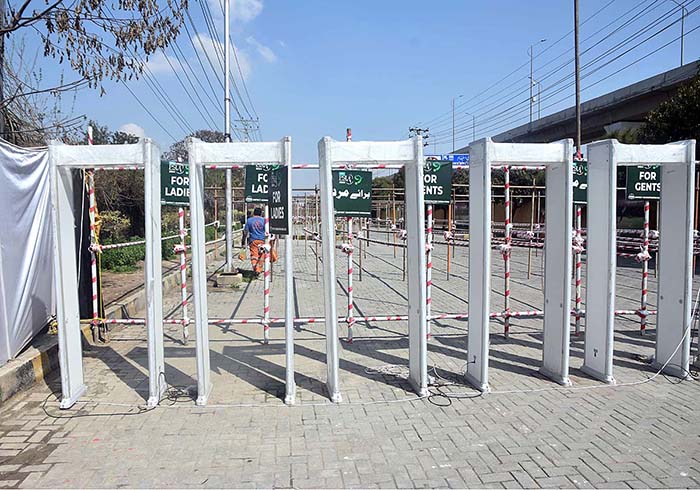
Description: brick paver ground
1,230,699,488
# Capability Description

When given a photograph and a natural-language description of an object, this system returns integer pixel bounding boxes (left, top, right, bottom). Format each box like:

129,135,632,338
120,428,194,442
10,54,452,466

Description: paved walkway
1,237,699,488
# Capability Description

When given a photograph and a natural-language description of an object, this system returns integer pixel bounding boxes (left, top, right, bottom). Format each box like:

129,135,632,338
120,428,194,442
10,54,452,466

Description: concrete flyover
460,61,700,147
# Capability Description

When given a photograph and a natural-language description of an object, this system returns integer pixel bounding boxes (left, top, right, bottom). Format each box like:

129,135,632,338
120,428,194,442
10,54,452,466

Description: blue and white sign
426,154,470,163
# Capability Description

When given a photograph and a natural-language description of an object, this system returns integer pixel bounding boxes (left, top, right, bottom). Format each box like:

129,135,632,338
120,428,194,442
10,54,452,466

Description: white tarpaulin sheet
0,139,54,365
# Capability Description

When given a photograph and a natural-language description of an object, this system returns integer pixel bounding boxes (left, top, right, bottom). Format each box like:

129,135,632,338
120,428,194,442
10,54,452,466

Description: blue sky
28,0,700,165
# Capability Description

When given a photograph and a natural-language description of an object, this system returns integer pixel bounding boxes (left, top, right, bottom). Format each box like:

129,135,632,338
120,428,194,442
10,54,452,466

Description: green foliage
100,237,145,272
605,128,639,144
638,76,700,157
99,210,131,242
205,225,218,242
101,234,179,272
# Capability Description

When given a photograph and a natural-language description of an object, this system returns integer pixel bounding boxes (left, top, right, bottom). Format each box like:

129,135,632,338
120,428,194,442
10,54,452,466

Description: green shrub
99,210,131,242
100,237,145,272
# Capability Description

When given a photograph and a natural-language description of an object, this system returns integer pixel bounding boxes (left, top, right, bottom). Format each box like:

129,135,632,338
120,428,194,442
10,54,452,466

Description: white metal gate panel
317,136,428,402
50,140,164,408
466,138,574,391
187,137,296,405
584,139,696,382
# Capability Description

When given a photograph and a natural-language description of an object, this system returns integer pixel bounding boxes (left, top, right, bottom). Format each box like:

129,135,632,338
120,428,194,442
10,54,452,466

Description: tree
164,129,228,162
638,76,700,157
88,120,146,236
0,0,188,138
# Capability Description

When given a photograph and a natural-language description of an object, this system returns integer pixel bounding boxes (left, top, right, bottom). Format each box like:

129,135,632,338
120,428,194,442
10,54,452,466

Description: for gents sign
626,165,661,200
268,166,289,235
161,161,189,206
245,165,275,203
424,157,452,204
332,170,372,217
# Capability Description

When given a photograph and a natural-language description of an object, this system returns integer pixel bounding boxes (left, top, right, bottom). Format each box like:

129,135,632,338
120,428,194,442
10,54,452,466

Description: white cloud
207,0,262,22
246,36,277,63
194,32,253,80
118,123,146,139
232,0,263,22
143,51,176,74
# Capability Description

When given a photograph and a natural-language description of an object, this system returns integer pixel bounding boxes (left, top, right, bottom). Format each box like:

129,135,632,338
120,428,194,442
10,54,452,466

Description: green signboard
332,170,372,217
626,165,661,200
161,161,189,206
424,157,452,204
245,165,276,203
268,166,289,235
573,159,587,204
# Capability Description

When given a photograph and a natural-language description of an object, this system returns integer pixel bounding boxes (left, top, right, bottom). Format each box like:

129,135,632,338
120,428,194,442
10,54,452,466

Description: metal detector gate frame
467,138,574,391
50,140,164,408
584,139,696,383
188,137,296,406
318,136,428,402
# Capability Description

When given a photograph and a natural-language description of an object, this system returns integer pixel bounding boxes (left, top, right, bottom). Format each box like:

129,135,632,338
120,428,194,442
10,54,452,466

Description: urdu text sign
332,170,372,217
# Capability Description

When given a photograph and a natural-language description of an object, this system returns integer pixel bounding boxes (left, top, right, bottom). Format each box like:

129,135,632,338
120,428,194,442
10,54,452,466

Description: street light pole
464,111,476,144
452,94,462,152
671,0,687,66
528,39,546,129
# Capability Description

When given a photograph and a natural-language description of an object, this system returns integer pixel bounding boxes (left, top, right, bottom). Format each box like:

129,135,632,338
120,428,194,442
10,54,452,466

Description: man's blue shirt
244,216,266,242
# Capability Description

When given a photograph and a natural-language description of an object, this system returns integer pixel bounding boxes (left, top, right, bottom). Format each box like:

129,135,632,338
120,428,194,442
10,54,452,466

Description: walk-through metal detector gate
584,139,696,383
467,138,574,391
318,136,429,402
188,137,296,405
50,140,164,408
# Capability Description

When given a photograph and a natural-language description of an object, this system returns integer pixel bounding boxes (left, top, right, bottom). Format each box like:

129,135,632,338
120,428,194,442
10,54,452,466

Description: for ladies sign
161,161,189,206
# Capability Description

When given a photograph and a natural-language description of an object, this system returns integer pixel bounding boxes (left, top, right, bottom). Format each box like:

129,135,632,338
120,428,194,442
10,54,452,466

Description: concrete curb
0,332,59,405
0,242,225,406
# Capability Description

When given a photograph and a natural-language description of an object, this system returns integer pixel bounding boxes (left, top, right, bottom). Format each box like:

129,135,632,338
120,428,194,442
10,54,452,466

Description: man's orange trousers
249,239,265,273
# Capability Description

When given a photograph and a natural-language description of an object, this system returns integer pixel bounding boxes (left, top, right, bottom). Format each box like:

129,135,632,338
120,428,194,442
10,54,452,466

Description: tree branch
0,0,65,34
1,77,90,108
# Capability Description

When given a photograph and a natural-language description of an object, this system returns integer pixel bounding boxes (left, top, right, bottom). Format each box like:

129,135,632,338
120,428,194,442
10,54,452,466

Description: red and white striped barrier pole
88,170,99,338
86,125,101,340
426,205,433,340
345,128,354,343
640,200,650,335
574,205,583,335
347,217,354,342
178,207,189,343
263,204,271,344
94,308,671,329
503,166,512,338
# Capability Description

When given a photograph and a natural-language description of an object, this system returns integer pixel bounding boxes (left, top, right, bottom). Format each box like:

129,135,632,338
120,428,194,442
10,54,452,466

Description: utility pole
451,95,462,152
464,111,476,144
574,0,582,156
409,127,430,147
224,0,233,272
